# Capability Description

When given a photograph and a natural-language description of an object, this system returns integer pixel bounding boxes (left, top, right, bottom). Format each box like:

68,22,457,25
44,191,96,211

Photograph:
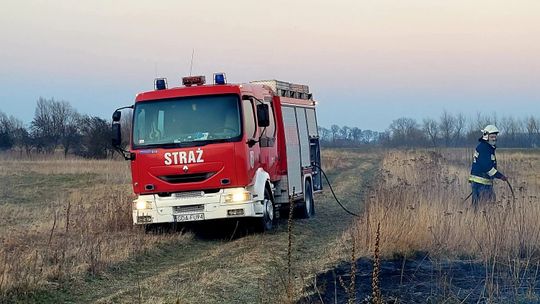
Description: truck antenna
189,49,195,76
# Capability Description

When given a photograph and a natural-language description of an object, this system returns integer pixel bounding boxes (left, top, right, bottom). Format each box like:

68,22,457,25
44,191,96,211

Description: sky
0,0,539,131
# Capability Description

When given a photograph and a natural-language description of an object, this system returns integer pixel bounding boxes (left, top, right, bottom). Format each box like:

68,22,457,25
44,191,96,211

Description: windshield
132,94,241,148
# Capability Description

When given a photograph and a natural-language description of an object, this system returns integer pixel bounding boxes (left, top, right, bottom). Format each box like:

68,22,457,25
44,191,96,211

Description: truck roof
135,80,316,108
135,83,275,103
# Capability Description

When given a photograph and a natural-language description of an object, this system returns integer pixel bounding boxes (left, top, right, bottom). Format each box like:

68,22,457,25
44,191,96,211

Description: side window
242,99,256,138
264,103,276,138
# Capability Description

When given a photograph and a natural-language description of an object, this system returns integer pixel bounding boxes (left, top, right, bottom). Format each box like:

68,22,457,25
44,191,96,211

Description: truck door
242,97,259,181
258,96,278,179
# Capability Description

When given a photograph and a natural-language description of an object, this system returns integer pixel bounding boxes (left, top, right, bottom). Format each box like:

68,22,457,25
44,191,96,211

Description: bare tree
361,130,378,143
351,127,362,143
31,97,80,154
12,127,32,156
330,124,340,143
75,115,111,159
388,117,424,147
0,111,23,150
453,113,466,144
439,110,456,147
318,126,330,143
340,126,351,142
500,116,522,146
422,118,439,147
525,116,540,147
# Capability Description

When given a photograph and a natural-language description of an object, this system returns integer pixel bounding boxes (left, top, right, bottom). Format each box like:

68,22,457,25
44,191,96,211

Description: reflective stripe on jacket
468,174,493,185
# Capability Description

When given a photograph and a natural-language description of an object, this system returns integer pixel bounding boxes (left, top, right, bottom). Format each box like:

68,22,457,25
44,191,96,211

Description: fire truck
112,74,322,231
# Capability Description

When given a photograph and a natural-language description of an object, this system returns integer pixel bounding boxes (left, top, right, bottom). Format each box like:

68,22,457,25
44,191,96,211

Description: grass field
3,148,539,303
0,149,381,303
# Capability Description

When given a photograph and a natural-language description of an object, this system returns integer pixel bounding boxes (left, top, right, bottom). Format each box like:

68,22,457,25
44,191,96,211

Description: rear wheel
296,180,315,219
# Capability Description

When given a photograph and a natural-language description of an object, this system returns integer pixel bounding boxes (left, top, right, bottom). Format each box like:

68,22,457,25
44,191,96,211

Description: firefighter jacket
469,139,503,185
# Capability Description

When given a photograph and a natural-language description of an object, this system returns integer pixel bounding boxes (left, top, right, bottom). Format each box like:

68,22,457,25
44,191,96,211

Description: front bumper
132,188,264,225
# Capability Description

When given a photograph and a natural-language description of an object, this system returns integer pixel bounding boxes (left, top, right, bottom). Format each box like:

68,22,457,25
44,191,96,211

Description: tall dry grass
0,157,187,298
354,148,540,264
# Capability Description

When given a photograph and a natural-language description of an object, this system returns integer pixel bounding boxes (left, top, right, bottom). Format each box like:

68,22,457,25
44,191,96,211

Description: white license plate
175,213,204,222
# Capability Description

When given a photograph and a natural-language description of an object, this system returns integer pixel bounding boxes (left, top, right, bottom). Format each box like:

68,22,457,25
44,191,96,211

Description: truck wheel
258,187,275,232
296,180,315,219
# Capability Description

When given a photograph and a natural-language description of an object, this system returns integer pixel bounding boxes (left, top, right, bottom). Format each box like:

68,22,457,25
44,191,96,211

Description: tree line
0,98,115,158
320,111,540,148
1,98,539,159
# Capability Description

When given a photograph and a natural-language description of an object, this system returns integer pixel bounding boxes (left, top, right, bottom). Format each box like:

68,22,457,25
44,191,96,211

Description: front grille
157,189,220,197
172,191,204,199
158,172,215,184
173,204,204,214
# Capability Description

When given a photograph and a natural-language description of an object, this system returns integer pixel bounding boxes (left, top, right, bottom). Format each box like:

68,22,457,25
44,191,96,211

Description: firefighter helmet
482,125,499,135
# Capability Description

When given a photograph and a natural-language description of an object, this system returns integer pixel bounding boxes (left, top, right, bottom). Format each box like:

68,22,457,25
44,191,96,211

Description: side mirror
247,138,257,148
112,123,122,147
256,104,270,127
112,110,122,122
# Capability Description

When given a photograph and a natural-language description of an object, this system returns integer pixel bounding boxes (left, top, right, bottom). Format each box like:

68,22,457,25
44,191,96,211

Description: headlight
224,191,251,203
135,200,152,210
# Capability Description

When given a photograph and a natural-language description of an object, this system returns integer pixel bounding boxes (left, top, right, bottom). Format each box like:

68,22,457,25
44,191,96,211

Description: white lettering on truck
164,148,204,165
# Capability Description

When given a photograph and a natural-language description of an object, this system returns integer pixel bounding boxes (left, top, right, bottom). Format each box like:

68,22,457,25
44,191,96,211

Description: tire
257,187,276,232
296,180,315,219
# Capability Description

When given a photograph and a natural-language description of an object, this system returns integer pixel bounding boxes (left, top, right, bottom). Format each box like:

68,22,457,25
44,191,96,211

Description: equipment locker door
282,106,302,196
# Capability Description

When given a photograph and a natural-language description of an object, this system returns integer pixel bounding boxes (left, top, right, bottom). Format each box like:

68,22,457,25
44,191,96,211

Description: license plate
175,213,204,222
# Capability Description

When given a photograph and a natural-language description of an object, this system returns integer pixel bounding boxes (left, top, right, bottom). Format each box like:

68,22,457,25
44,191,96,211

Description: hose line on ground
311,163,516,216
311,163,361,217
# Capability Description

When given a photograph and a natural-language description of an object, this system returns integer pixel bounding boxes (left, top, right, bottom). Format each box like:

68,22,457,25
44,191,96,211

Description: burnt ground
300,252,540,303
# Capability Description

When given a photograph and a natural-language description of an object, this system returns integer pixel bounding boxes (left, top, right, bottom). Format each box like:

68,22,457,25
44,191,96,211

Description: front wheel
257,187,276,232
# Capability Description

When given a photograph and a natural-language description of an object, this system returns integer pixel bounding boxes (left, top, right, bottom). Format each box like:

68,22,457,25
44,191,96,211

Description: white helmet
482,124,499,142
482,125,499,135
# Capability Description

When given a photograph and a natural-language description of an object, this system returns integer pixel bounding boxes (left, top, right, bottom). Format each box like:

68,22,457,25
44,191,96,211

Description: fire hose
313,163,516,215
312,163,361,217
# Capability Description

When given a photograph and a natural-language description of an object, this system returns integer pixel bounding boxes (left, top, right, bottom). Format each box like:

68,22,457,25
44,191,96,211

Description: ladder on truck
251,80,313,100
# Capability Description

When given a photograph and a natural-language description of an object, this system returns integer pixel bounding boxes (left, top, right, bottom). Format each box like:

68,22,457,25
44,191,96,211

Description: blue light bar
214,73,226,85
154,78,167,90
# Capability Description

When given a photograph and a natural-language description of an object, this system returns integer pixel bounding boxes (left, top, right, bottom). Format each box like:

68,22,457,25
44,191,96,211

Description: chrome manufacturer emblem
183,165,189,173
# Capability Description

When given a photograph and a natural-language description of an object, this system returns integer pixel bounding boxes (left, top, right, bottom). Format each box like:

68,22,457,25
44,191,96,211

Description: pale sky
1,0,539,130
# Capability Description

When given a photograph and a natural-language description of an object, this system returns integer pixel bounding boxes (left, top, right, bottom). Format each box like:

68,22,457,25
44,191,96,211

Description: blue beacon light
214,73,226,85
154,78,167,90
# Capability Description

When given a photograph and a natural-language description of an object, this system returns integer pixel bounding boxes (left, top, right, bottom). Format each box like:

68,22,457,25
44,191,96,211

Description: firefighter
469,124,508,208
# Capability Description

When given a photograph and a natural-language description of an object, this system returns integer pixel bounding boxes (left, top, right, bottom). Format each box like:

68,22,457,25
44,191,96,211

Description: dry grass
0,156,186,299
0,149,383,303
353,148,540,262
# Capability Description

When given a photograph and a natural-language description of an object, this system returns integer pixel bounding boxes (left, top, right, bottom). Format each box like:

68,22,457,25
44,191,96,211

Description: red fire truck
112,74,322,230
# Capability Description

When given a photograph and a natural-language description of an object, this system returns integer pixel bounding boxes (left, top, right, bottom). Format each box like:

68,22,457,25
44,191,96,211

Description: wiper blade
162,140,212,148
134,140,219,150
186,140,212,147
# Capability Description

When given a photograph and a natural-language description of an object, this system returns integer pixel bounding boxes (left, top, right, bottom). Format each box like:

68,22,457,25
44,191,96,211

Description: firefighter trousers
471,182,496,209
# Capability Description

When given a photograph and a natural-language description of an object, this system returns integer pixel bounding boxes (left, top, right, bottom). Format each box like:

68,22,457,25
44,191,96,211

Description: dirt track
29,149,380,303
